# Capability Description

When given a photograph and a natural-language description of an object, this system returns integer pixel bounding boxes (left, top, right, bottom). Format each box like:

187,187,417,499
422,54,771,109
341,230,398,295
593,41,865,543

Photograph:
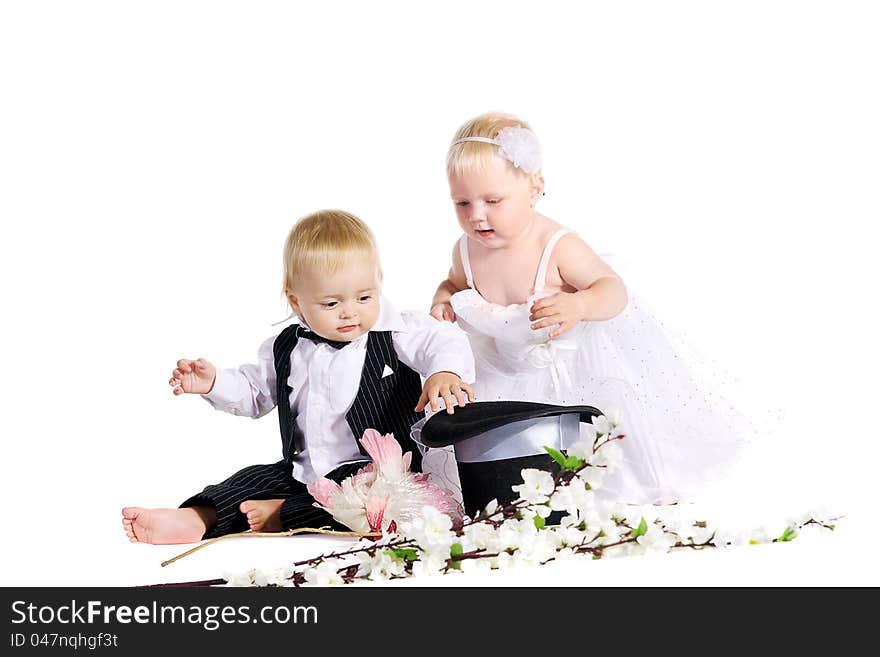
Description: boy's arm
200,336,278,418
392,312,476,413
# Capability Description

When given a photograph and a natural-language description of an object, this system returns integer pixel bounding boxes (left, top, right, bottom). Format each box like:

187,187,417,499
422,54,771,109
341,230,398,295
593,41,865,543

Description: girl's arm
529,234,628,337
430,241,469,322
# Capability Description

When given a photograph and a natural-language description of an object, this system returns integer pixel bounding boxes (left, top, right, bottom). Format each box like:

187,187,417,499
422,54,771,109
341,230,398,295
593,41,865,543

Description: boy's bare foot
240,499,285,532
121,506,215,545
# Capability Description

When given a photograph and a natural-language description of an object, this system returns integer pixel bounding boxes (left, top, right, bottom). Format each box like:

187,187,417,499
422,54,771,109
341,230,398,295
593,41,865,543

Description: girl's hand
415,371,475,414
430,302,456,323
529,292,586,338
169,358,216,395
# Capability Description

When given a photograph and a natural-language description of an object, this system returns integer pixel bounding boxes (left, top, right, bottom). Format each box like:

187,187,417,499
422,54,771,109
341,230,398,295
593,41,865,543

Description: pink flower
306,477,342,507
308,429,464,533
359,429,412,482
364,495,390,533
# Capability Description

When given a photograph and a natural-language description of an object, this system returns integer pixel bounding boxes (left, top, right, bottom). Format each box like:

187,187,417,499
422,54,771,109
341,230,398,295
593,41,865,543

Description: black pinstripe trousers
180,460,368,539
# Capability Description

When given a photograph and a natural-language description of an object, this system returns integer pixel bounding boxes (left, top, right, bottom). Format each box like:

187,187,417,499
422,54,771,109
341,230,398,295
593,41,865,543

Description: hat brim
418,400,604,448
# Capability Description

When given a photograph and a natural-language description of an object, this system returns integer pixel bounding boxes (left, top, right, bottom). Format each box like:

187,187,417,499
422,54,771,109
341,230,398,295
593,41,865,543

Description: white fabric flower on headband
495,126,543,174
451,126,543,174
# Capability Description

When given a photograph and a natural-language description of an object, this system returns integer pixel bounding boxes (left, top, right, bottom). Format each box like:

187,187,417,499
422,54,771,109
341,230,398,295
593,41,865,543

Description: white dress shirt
203,297,475,483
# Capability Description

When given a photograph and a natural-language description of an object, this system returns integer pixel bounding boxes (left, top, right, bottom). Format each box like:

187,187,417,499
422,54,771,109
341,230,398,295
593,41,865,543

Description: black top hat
415,401,605,518
417,400,604,448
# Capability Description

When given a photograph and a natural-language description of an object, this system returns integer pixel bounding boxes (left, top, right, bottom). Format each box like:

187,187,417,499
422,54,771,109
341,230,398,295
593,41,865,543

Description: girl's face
448,156,543,249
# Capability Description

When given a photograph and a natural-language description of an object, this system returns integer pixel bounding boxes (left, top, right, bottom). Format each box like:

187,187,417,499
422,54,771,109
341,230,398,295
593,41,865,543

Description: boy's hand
169,358,216,395
415,371,475,415
529,292,587,338
430,302,456,323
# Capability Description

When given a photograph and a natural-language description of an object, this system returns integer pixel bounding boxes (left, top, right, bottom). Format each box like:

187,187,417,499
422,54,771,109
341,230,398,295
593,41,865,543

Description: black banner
0,586,859,651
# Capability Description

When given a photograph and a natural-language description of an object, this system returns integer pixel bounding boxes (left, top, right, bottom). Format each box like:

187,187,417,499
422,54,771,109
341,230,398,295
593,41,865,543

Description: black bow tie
297,326,350,350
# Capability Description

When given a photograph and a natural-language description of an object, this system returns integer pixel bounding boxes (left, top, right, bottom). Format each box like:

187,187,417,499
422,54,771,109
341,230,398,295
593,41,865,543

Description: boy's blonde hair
446,111,538,178
282,209,381,297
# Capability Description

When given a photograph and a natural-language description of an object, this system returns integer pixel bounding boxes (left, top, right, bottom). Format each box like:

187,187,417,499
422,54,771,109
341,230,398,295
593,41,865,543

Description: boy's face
448,156,544,249
287,256,382,342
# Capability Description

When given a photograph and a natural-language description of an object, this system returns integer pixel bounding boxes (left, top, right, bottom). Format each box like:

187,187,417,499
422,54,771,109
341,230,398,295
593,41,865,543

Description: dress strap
458,235,475,289
533,229,571,294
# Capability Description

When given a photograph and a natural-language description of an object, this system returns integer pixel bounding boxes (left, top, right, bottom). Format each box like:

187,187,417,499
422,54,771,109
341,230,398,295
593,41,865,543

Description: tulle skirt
421,291,754,507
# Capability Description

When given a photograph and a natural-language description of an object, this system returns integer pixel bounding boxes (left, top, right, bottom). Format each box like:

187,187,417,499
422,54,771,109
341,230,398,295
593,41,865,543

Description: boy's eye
487,199,501,204
455,200,470,207
322,301,338,309
358,295,372,302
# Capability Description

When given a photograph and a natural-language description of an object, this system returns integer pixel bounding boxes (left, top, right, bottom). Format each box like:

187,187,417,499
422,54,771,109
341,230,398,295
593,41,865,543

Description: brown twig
137,578,228,588
160,527,380,567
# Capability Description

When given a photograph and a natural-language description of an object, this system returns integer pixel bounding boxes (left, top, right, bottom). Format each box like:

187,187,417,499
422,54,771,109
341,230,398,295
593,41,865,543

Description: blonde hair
446,111,539,178
282,209,381,297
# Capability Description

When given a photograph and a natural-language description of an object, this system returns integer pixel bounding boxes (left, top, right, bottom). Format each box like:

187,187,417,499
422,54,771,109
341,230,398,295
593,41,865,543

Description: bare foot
121,506,215,545
240,499,285,532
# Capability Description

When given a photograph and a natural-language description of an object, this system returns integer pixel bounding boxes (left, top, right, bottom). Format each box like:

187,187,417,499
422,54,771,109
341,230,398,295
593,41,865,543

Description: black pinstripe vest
272,325,424,472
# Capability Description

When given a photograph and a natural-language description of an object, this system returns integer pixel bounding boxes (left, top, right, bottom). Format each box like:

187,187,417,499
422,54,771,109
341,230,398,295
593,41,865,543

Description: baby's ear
529,173,545,202
286,291,301,315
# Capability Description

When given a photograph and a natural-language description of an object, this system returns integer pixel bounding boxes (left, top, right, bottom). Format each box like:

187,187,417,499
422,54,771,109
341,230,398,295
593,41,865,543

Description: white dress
448,229,751,505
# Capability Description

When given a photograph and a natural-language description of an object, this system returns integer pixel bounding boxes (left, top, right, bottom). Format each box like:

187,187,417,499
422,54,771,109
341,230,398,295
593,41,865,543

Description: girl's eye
487,199,501,204
322,302,338,309
455,200,470,207
358,295,372,302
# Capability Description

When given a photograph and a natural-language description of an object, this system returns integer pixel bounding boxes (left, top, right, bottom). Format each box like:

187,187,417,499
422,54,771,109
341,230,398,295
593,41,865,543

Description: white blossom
597,518,623,542
463,521,497,551
604,408,621,430
550,480,596,517
412,550,449,578
494,551,514,570
511,468,555,504
224,569,256,587
357,550,407,581
592,441,623,470
747,527,772,544
636,524,678,552
711,528,750,548
399,505,455,551
580,466,606,490
304,560,347,586
592,415,614,436
557,524,588,548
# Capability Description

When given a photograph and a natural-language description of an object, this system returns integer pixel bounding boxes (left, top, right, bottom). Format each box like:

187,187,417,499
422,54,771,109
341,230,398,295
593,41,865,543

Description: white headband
450,126,543,174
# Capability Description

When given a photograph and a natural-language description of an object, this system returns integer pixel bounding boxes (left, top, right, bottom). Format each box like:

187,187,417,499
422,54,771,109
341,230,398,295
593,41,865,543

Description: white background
1,1,877,586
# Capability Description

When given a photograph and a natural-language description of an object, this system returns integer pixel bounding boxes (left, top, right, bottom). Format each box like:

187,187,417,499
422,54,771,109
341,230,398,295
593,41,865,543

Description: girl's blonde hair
282,209,381,297
446,111,538,178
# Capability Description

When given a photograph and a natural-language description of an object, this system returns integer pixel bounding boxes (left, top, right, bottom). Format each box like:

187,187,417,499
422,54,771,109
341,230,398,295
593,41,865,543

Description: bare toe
120,506,209,545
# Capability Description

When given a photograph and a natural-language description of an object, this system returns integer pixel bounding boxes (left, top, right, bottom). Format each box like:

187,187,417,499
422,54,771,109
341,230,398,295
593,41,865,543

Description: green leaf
544,445,586,472
384,548,419,562
447,542,465,571
534,515,546,530
777,526,798,542
544,446,568,467
631,517,648,538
